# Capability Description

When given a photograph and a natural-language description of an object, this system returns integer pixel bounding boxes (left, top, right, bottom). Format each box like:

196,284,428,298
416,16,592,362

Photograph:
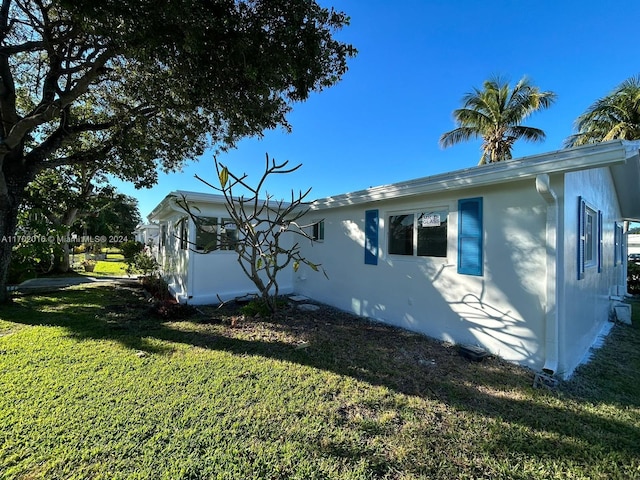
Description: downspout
186,217,195,304
535,174,559,375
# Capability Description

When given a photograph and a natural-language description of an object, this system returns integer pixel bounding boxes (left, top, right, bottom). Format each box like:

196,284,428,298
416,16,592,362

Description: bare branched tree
174,154,326,313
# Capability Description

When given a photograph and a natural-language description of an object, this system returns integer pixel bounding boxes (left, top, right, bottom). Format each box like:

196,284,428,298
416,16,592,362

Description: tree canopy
439,76,556,165
0,0,355,300
565,75,640,147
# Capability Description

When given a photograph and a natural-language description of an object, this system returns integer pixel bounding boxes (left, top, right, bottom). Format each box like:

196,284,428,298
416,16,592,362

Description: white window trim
584,205,597,268
386,207,449,259
310,219,325,242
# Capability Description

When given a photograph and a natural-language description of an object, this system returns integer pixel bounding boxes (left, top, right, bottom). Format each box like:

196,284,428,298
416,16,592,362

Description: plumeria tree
175,154,325,313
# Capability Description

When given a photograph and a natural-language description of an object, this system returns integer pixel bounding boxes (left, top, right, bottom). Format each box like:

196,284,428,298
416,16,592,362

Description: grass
0,285,638,479
90,259,128,276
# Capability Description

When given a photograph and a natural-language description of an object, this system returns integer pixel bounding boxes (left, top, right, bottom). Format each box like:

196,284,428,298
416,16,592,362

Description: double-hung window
614,222,624,266
195,217,218,252
584,206,597,266
219,218,238,251
388,209,448,258
312,220,325,241
179,218,188,250
578,197,602,279
193,216,239,252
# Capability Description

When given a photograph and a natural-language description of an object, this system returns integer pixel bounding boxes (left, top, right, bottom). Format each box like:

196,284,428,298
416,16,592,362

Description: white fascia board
147,190,293,221
309,141,639,211
147,190,226,221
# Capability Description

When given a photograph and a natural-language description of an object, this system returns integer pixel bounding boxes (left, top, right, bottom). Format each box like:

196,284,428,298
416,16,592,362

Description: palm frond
565,74,640,147
441,75,555,161
439,126,481,148
508,125,546,142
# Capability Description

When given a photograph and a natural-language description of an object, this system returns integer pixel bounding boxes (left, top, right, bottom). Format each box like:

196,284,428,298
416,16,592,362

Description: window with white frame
179,218,188,250
388,209,448,257
160,224,167,248
192,216,240,252
219,218,238,251
195,217,218,252
614,222,624,266
312,220,324,241
584,206,597,266
578,197,602,279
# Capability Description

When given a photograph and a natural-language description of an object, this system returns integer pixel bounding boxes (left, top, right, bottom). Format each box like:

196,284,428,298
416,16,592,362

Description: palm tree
440,76,557,165
565,75,640,147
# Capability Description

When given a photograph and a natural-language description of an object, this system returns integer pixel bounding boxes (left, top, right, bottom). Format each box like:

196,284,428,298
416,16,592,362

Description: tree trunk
0,181,25,303
58,207,79,273
60,241,71,272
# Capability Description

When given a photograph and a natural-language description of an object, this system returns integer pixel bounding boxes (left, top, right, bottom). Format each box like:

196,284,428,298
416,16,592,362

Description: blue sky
115,0,640,219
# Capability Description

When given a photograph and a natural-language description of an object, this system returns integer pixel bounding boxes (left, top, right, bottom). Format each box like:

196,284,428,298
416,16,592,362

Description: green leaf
293,261,299,272
219,167,229,187
309,262,318,272
256,258,263,269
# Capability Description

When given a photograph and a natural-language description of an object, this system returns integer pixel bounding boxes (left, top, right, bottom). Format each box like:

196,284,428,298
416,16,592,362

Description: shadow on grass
4,284,640,467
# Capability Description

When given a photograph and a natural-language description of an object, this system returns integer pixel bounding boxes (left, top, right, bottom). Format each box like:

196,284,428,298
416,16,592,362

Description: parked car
628,253,640,264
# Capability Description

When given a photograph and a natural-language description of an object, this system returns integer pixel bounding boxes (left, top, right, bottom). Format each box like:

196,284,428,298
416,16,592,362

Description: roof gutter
535,173,559,375
309,141,635,211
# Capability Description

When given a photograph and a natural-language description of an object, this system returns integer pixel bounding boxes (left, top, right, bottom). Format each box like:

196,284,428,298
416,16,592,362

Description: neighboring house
148,140,640,378
147,191,294,304
628,234,640,255
134,223,160,247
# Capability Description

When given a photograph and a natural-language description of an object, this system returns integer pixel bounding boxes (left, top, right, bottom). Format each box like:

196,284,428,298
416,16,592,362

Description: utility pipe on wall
535,174,559,375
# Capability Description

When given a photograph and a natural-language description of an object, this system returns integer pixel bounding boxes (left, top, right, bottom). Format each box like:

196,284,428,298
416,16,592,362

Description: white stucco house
147,191,295,305
134,223,160,247
148,140,640,378
628,234,640,255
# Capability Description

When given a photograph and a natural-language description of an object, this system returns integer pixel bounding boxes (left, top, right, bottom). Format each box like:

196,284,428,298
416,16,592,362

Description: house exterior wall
134,224,159,247
628,234,640,255
560,167,625,376
151,199,294,305
153,214,189,302
295,179,550,371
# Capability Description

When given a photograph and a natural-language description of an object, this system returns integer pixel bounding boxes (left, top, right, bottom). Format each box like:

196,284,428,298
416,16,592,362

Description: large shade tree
21,165,141,271
565,75,640,147
440,76,557,165
0,0,355,301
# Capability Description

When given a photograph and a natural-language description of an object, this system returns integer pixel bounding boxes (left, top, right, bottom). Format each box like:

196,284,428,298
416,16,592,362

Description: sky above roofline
110,0,640,220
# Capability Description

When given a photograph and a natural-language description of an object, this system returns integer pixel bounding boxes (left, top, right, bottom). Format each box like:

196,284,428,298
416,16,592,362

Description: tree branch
1,47,114,153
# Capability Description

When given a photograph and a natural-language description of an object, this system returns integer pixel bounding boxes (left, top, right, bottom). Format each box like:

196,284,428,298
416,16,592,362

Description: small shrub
240,298,287,317
126,251,160,276
142,275,172,301
120,240,144,259
628,262,640,294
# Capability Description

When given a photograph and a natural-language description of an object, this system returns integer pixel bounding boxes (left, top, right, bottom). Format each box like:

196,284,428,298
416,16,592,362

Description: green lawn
0,285,638,479
91,259,128,276
73,260,128,277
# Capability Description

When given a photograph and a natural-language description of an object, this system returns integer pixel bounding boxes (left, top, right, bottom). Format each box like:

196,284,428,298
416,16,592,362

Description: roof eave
309,141,638,211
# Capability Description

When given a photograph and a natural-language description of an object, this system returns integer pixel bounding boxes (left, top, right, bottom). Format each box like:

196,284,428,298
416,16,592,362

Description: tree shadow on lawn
5,284,640,466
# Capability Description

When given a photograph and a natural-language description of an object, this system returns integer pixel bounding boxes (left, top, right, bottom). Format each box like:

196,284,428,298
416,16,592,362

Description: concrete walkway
11,275,137,293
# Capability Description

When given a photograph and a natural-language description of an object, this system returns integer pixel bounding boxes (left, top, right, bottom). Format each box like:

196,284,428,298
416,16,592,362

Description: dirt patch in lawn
193,297,536,402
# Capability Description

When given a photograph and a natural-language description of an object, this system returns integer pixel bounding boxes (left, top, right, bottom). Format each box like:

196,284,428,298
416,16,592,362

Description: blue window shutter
597,210,603,273
596,210,602,273
364,209,378,265
457,198,483,276
577,197,585,280
614,222,619,266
